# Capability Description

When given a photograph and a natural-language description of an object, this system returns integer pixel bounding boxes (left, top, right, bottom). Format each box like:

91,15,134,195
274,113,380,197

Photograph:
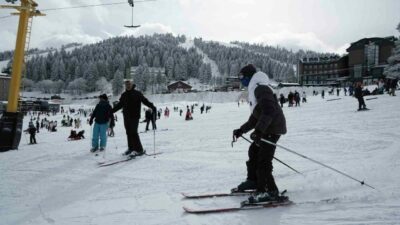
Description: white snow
1,92,400,225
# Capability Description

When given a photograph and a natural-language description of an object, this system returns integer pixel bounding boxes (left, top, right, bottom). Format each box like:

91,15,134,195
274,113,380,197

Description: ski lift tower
0,0,45,152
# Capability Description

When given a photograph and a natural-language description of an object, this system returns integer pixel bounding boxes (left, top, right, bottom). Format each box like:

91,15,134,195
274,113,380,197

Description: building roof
167,80,192,89
346,36,397,51
0,73,11,78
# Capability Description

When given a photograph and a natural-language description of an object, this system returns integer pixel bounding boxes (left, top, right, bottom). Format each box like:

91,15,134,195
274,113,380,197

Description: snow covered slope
1,93,400,225
179,39,222,78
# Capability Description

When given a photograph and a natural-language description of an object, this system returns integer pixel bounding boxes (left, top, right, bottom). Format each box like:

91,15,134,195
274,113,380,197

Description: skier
89,94,113,152
287,91,294,107
27,122,37,144
232,64,287,203
185,108,193,120
145,108,156,131
302,91,307,103
294,91,300,107
112,80,156,156
279,94,285,108
354,82,367,111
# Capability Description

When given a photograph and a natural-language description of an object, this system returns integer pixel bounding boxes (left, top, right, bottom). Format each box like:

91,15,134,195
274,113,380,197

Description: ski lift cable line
40,0,157,12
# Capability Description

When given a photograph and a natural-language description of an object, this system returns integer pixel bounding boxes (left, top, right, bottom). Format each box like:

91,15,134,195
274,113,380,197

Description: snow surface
1,93,400,225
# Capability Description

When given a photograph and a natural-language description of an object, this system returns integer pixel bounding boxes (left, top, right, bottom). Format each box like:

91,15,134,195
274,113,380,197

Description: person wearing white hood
232,64,287,203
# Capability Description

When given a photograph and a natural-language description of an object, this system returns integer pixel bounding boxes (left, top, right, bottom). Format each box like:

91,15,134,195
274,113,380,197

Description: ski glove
89,119,93,126
233,129,243,139
250,130,262,145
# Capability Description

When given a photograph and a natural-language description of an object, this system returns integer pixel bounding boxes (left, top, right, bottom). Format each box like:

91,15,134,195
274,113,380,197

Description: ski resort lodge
298,36,397,86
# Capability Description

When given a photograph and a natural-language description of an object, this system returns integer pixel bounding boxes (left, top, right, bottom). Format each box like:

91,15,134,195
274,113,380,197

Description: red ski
183,200,293,214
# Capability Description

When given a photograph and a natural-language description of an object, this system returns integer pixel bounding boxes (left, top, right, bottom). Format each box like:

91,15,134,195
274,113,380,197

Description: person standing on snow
354,81,367,111
113,80,156,156
145,108,157,131
27,121,37,144
89,94,113,152
232,64,287,203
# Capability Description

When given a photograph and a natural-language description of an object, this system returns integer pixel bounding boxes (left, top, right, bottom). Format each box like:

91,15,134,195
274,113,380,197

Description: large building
299,36,397,86
347,37,396,83
0,73,11,101
298,55,347,86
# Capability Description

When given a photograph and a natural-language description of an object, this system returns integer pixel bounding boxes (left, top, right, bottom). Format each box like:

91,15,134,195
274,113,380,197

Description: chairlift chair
125,0,140,28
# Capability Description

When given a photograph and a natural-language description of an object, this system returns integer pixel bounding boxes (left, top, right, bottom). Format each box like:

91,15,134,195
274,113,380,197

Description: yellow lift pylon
0,0,45,112
0,0,45,151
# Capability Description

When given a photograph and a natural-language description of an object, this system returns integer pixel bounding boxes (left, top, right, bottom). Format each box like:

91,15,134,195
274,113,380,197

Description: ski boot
248,190,288,204
231,180,257,193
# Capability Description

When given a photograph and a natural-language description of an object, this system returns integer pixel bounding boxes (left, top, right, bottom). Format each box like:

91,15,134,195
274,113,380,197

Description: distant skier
145,108,156,131
113,80,156,156
89,94,113,152
27,122,37,144
287,92,294,107
233,64,287,203
279,94,285,108
294,91,300,107
354,82,367,111
302,91,307,103
321,90,325,99
185,108,193,120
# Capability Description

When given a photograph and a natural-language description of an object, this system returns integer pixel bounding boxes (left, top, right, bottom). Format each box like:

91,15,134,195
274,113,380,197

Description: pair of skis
97,151,162,167
182,190,292,214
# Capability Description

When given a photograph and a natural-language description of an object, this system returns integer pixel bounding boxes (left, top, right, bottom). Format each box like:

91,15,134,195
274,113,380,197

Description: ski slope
1,93,400,225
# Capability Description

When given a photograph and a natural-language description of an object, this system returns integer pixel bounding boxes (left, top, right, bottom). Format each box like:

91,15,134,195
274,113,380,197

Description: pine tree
384,23,400,79
112,70,124,96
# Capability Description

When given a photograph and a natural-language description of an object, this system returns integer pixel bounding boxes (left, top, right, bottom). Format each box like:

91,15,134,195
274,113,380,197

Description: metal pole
259,137,376,190
6,0,30,112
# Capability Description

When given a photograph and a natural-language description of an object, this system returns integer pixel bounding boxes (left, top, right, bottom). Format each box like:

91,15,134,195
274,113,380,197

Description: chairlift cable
0,0,156,20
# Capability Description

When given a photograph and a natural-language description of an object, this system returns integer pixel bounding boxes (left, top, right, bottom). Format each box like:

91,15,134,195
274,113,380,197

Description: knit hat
99,94,108,101
239,64,257,77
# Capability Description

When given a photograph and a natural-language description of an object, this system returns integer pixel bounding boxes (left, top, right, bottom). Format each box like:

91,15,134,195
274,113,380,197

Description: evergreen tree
384,23,400,79
112,70,124,96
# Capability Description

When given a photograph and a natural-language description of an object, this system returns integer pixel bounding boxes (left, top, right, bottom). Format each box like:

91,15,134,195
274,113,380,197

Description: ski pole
153,129,156,158
153,111,156,158
259,137,376,190
240,136,302,175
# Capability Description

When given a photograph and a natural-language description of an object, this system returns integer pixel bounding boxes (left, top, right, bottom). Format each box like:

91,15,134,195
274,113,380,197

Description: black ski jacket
113,89,155,120
240,85,287,135
91,100,113,124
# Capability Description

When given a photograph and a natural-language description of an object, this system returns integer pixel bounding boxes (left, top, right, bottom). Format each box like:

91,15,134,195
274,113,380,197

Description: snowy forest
1,33,331,95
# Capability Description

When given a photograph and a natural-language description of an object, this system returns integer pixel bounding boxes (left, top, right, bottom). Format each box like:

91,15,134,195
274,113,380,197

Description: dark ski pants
30,134,37,144
123,118,143,152
145,119,156,131
357,97,366,110
246,134,280,193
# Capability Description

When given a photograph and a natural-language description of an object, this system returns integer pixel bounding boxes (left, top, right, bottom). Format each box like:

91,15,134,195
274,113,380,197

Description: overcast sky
0,0,399,54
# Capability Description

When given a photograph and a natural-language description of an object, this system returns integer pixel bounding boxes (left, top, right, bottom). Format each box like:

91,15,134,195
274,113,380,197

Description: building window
365,42,379,68
354,65,362,78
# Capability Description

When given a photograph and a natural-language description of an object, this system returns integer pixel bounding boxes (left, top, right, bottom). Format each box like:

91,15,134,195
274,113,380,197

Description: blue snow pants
92,122,108,149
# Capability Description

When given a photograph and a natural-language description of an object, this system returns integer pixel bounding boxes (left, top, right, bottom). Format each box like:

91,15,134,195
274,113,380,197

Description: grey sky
0,0,399,54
